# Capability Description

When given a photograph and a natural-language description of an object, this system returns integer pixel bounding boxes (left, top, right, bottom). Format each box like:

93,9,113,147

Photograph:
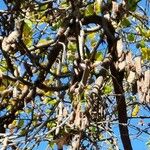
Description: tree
0,0,149,149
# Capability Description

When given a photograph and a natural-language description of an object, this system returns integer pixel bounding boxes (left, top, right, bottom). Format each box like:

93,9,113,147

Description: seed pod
7,31,19,44
2,37,11,51
127,71,135,83
116,39,123,58
134,57,142,77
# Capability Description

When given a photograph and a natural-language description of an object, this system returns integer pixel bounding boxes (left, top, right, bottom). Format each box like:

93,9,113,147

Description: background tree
0,0,150,149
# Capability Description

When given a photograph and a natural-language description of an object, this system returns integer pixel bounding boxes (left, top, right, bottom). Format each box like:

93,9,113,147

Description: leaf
87,32,95,40
0,60,7,72
60,0,69,9
127,0,140,12
95,51,103,61
103,85,113,94
85,4,94,16
39,4,48,11
7,105,13,111
145,30,150,38
49,142,55,149
22,19,33,47
11,120,17,127
121,18,131,27
67,41,76,51
0,85,5,91
52,20,62,30
62,66,68,73
132,104,139,117
38,39,49,45
141,47,150,60
94,0,102,15
18,120,24,128
20,129,27,136
136,40,145,48
127,33,135,42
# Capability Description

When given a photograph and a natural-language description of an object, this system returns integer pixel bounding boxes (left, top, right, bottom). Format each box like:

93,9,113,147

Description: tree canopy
0,0,150,149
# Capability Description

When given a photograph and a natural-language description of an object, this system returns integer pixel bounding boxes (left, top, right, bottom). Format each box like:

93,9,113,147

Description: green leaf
60,0,69,9
94,0,102,15
141,47,150,60
103,85,113,94
47,122,56,128
22,19,33,47
18,120,24,128
39,4,48,11
20,129,27,136
145,30,150,38
67,41,76,51
24,19,32,29
127,0,140,12
95,51,103,61
127,33,135,42
87,33,95,41
62,66,68,73
49,142,55,148
121,18,131,27
52,20,62,30
85,4,94,16
136,40,145,48
0,60,7,72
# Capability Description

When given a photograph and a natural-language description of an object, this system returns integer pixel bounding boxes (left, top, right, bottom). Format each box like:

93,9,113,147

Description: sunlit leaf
85,4,94,16
132,104,140,117
95,51,103,61
87,32,95,40
94,0,102,15
62,66,68,73
103,85,113,94
22,19,33,47
52,20,62,30
60,0,69,8
141,47,150,60
67,41,76,51
39,4,48,11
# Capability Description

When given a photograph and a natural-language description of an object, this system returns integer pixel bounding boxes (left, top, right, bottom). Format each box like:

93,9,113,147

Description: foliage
0,0,150,150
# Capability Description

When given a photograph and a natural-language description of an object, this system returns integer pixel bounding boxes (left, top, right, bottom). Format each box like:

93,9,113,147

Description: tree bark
110,63,133,150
